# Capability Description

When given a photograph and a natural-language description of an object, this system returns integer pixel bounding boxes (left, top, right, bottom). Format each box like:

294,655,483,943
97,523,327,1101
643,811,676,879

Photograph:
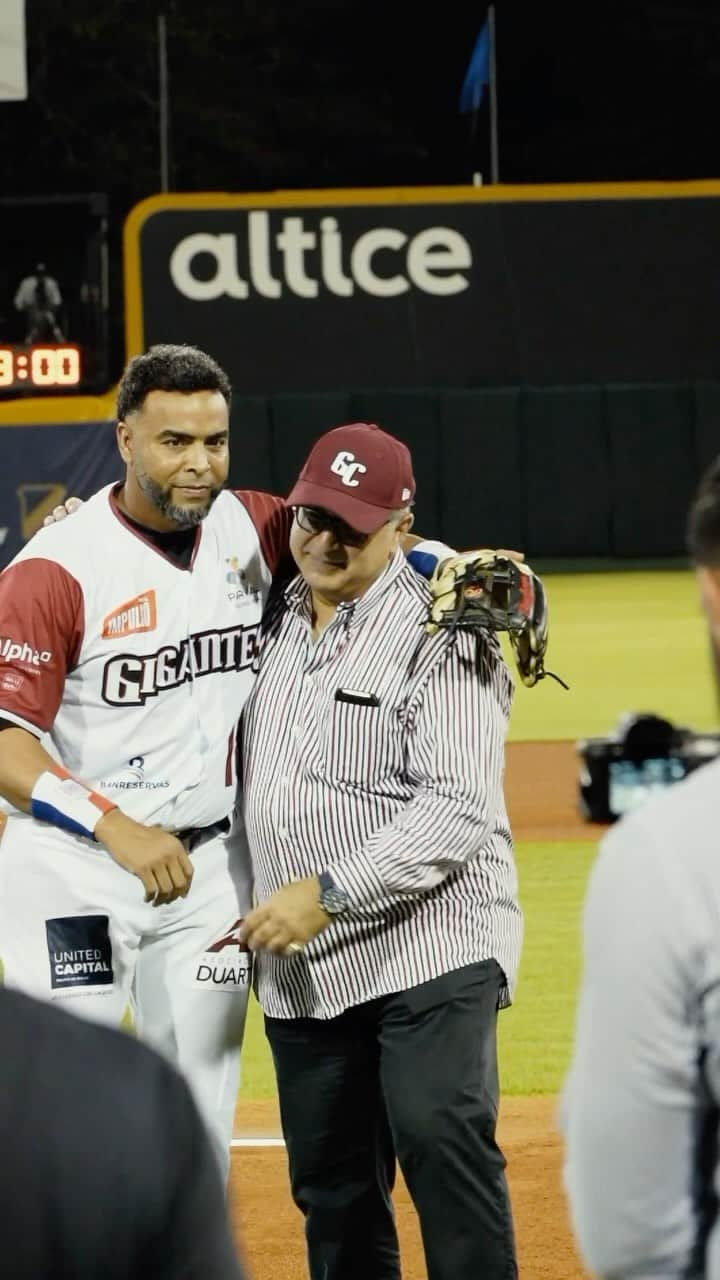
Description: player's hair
116,344,232,420
687,454,720,567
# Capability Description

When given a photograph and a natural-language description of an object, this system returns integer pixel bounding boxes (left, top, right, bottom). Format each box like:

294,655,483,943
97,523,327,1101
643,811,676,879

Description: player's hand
240,877,331,954
95,810,194,905
43,496,84,526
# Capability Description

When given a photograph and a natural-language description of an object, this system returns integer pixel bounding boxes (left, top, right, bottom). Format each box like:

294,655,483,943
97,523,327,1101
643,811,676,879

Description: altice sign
169,214,472,301
127,183,720,394
126,190,490,393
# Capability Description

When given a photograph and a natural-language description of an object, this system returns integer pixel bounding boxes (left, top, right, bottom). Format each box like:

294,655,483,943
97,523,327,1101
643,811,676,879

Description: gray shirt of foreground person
561,756,720,1280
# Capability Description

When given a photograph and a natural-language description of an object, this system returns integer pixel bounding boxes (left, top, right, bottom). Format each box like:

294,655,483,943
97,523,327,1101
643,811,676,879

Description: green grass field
238,567,715,1104
503,568,715,741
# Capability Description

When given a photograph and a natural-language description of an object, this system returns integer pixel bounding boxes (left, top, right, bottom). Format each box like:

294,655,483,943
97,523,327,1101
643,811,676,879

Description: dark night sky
4,0,720,202
3,0,720,375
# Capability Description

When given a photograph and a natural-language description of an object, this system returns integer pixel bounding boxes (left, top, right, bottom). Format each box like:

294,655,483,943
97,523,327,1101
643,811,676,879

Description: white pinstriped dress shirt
241,549,523,1020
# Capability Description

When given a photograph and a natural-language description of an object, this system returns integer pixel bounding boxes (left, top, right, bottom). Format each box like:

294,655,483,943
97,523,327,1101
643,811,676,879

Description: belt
172,816,231,852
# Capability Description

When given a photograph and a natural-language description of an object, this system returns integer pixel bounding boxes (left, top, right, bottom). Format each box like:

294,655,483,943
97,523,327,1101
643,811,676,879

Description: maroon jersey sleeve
0,559,85,734
231,490,294,579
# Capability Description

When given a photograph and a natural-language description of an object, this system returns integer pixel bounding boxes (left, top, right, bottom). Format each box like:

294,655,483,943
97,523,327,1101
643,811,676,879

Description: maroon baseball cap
287,423,416,534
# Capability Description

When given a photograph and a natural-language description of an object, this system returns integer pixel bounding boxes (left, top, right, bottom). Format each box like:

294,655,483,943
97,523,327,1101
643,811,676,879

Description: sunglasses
292,505,371,548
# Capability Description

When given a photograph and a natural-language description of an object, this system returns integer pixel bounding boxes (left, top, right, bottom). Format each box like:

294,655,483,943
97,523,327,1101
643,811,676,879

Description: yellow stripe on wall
0,387,117,428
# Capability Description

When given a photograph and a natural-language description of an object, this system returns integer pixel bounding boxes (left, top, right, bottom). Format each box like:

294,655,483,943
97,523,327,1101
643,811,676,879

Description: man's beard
136,471,221,528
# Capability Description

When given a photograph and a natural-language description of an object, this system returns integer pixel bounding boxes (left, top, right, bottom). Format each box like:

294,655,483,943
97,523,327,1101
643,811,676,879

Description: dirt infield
505,739,603,843
230,1097,589,1279
230,740,598,1279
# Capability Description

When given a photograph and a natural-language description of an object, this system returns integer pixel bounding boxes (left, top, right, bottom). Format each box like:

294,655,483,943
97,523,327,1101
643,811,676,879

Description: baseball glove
425,551,568,689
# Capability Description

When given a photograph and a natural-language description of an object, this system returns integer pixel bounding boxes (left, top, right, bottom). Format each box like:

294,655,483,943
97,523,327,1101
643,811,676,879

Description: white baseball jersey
0,484,291,832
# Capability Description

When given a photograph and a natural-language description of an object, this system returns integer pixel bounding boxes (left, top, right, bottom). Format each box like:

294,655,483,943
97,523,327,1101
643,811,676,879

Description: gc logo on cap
287,423,416,534
330,451,367,487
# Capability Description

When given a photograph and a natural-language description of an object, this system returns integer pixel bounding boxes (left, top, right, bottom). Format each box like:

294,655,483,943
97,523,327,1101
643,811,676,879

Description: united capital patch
45,914,114,994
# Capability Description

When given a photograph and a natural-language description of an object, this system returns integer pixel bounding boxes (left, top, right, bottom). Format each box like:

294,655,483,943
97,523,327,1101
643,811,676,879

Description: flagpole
488,4,500,183
158,13,169,192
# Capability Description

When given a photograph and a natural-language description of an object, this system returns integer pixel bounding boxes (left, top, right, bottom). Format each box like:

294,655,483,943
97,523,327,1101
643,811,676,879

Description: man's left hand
239,877,331,954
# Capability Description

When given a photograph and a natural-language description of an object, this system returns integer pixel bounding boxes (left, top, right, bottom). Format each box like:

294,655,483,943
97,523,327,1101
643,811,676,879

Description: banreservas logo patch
99,755,171,791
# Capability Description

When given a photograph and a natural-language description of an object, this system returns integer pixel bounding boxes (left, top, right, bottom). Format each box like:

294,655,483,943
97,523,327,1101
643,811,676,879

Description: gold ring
285,941,304,955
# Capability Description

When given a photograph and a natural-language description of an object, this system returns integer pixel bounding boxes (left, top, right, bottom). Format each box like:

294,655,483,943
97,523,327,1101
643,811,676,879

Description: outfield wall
0,380,716,568
225,382,719,559
2,180,718,566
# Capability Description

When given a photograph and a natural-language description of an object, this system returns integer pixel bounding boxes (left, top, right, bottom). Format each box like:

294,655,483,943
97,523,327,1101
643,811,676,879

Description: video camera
577,712,720,824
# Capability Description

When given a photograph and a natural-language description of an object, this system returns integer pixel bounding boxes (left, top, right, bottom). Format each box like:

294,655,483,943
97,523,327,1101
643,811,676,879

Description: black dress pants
264,958,517,1280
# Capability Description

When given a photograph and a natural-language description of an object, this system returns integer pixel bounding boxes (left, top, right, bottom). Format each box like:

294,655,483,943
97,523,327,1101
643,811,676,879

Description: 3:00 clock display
0,345,82,388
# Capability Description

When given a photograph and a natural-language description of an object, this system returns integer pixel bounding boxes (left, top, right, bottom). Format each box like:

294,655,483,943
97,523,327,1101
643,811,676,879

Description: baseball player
0,345,286,1173
0,344,466,1173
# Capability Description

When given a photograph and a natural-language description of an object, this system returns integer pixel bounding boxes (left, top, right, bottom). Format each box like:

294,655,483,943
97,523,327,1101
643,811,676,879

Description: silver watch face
320,886,348,915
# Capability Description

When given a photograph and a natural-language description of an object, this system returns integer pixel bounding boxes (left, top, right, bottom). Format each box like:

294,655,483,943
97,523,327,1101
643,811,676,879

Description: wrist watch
318,870,349,916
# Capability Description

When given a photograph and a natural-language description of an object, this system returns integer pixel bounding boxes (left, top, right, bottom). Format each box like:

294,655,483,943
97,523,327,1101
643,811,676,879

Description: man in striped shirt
240,422,523,1280
561,454,720,1278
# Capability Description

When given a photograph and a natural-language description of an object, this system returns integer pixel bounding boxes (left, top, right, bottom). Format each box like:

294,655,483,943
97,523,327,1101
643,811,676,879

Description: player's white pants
0,814,253,1179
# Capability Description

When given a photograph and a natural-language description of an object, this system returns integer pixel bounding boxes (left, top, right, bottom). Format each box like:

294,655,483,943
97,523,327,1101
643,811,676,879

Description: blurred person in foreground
561,454,720,1278
0,984,245,1279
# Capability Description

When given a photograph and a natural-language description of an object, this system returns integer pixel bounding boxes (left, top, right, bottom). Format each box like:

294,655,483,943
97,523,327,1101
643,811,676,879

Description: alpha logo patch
45,915,114,995
193,918,252,991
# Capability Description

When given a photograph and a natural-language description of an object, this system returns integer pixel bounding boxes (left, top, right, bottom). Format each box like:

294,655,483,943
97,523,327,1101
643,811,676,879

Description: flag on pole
0,0,27,101
459,17,490,113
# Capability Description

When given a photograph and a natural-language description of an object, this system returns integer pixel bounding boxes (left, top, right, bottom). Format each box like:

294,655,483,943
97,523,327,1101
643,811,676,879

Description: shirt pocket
315,697,405,787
